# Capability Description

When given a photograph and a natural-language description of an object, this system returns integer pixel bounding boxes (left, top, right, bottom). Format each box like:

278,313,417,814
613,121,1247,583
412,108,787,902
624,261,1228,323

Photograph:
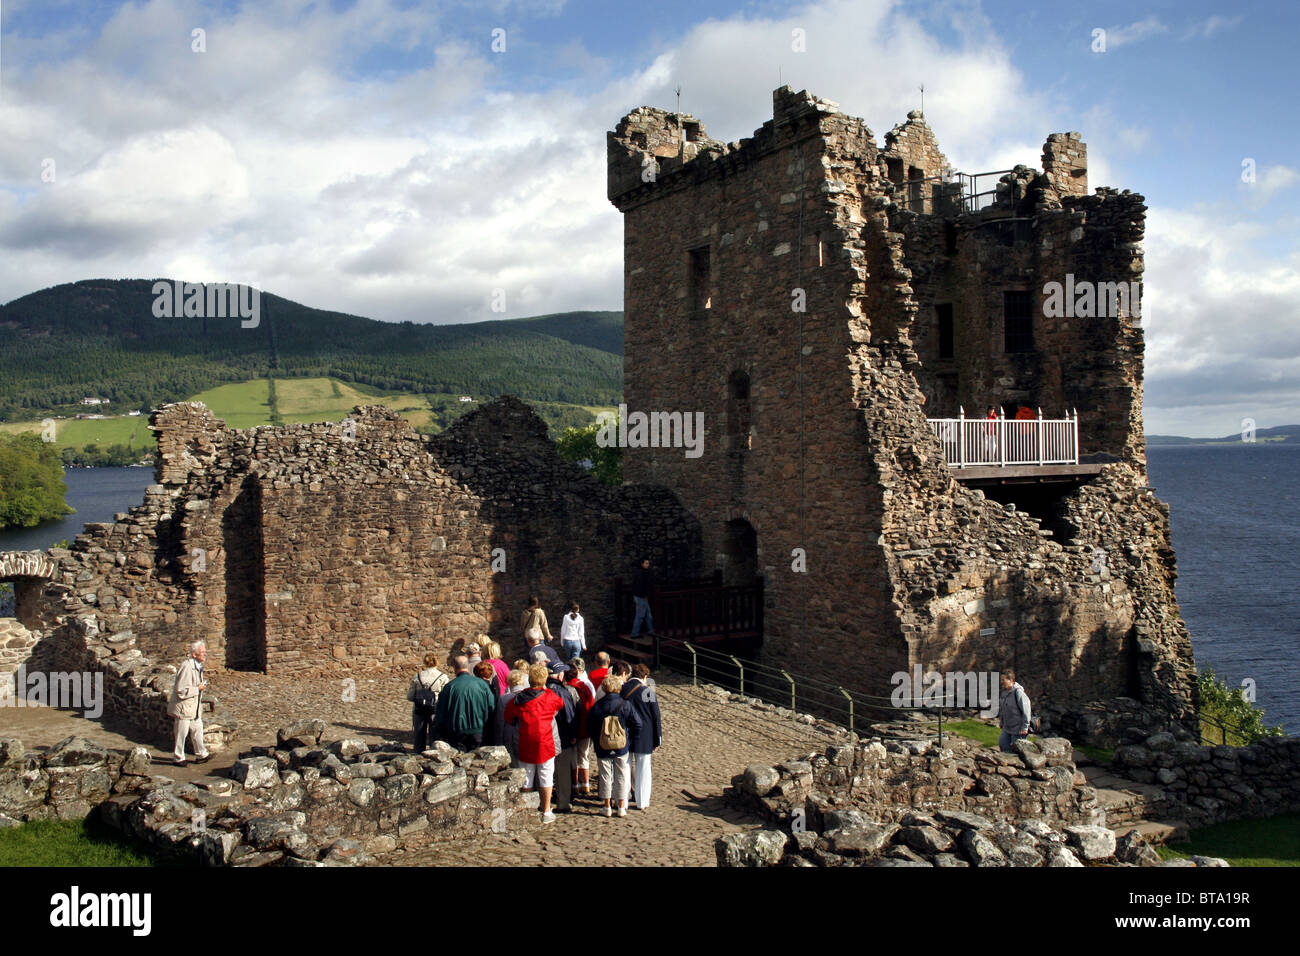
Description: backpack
413,672,448,716
598,713,627,751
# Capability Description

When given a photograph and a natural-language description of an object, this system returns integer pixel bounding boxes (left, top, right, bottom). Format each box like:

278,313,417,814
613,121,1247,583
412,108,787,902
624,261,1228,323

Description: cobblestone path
4,669,843,864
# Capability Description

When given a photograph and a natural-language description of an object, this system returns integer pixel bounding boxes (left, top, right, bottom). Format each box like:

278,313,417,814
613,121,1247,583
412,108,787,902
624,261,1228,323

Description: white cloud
0,0,1296,436
1141,205,1300,434
1102,16,1169,50
1183,15,1242,40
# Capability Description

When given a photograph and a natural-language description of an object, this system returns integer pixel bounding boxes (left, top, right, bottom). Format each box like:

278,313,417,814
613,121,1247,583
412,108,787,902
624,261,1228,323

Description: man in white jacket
168,641,211,766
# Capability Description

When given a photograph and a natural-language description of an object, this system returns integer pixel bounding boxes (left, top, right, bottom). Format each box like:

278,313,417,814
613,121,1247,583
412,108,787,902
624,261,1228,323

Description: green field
0,377,614,455
0,413,153,449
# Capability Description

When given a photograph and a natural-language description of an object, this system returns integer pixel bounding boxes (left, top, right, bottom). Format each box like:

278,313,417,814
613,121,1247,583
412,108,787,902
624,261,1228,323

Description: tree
0,432,72,529
554,416,622,486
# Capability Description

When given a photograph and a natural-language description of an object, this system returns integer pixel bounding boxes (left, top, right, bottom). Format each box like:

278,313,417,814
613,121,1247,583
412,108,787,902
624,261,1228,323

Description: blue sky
0,0,1296,435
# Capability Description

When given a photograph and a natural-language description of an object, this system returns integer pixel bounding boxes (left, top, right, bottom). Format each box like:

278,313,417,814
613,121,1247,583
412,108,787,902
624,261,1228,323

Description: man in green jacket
434,654,496,751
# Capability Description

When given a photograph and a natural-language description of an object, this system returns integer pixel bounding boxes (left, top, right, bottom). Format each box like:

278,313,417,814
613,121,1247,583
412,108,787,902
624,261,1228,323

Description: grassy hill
0,279,623,429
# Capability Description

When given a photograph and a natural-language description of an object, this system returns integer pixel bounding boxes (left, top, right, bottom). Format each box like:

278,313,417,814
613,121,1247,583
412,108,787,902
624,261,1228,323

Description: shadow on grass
1159,813,1300,867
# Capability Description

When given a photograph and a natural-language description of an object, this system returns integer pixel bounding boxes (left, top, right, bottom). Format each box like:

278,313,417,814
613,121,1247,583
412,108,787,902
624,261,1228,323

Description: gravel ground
3,668,844,865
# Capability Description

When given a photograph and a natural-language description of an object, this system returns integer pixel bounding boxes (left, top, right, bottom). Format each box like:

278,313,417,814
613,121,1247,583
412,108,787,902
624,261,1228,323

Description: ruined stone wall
13,396,700,731
1111,731,1300,829
881,111,951,214
725,734,1104,834
904,148,1146,469
0,735,154,825
96,725,546,867
1043,132,1088,198
609,86,1194,717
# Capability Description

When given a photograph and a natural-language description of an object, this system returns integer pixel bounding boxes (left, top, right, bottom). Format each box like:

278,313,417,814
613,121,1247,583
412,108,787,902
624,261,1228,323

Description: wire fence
655,639,993,747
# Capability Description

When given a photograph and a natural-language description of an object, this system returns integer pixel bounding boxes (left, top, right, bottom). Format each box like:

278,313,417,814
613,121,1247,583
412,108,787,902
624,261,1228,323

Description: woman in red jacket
505,662,565,824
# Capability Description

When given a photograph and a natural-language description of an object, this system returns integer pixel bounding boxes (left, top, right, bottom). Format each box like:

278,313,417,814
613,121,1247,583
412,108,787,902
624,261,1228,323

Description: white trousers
631,752,652,808
173,716,208,761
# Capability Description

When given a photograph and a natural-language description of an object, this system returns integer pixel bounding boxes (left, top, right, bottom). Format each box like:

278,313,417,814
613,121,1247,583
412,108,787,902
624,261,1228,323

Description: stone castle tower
608,87,1194,720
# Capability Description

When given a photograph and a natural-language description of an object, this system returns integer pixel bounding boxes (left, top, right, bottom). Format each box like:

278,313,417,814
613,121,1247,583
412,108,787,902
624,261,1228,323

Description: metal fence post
1036,407,1044,466
998,410,1006,466
958,406,966,467
838,686,853,736
780,669,796,717
684,642,698,686
730,655,744,697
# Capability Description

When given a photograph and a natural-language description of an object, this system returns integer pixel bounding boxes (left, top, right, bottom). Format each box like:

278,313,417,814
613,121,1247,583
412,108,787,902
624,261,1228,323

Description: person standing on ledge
167,641,211,767
997,669,1032,753
434,654,495,752
630,558,656,638
521,595,554,652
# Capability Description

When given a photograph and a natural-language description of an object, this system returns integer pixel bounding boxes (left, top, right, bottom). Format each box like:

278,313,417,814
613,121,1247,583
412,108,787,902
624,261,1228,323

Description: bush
1197,668,1285,745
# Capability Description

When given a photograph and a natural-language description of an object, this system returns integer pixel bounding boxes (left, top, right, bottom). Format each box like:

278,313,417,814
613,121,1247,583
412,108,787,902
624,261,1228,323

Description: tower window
1004,291,1034,353
936,304,954,359
689,246,712,315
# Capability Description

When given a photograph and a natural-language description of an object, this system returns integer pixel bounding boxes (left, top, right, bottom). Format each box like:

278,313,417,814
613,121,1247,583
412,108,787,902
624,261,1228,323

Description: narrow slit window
936,304,954,359
689,245,712,315
1004,291,1034,353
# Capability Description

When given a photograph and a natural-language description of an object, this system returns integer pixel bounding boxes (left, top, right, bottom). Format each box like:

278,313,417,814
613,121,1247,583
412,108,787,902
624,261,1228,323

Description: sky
0,0,1296,436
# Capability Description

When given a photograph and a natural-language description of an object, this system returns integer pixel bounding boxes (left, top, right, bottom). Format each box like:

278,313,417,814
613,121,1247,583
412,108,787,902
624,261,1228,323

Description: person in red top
588,651,611,696
504,662,565,823
566,661,596,796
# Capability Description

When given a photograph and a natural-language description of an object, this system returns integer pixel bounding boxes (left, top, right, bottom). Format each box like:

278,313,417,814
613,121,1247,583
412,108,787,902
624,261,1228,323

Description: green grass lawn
0,817,161,867
942,718,1000,747
1158,813,1300,867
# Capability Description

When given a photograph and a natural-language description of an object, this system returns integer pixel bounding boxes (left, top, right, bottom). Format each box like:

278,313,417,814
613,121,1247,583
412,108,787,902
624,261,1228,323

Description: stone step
1111,819,1188,845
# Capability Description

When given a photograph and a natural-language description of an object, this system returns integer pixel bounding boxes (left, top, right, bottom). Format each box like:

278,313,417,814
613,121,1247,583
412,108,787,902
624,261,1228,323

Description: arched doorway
721,518,759,586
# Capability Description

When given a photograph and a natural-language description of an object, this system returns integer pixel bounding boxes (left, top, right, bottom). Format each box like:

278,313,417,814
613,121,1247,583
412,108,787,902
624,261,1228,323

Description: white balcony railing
926,408,1079,468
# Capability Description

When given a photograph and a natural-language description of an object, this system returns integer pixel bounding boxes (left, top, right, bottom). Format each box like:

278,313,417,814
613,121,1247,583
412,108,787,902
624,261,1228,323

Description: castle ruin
0,86,1197,747
607,87,1194,721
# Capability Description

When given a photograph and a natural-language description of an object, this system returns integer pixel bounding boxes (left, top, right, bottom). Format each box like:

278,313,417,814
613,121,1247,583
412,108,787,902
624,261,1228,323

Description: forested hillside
0,279,623,421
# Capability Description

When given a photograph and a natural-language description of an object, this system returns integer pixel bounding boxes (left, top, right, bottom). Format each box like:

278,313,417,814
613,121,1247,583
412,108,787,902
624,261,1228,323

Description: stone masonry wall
95,721,544,867
725,734,1104,837
608,86,1194,719
1110,731,1300,829
8,396,700,742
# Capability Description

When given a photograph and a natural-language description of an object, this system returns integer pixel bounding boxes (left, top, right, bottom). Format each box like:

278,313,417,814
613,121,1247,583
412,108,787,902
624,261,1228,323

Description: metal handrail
927,407,1079,468
670,641,988,742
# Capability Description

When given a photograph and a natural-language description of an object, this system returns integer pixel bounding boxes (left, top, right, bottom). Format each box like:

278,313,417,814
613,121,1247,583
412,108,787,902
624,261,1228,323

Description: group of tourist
405,610,663,824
